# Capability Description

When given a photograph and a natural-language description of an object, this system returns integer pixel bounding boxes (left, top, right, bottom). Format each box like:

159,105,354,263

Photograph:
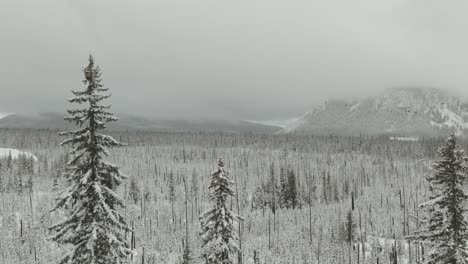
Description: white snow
0,148,38,162
0,112,14,120
246,117,299,129
348,102,360,112
280,113,310,133
364,236,410,264
389,137,419,142
289,88,468,135
247,113,308,133
429,103,468,135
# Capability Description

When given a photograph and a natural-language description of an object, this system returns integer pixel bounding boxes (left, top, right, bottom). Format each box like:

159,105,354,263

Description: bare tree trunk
234,166,243,264
268,209,271,250
183,176,189,250
309,183,312,245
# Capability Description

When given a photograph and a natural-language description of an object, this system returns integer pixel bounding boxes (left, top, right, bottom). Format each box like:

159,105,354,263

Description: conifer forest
6,0,468,262
1,56,468,264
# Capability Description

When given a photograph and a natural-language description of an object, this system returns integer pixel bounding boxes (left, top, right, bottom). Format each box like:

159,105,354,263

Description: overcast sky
1,0,468,120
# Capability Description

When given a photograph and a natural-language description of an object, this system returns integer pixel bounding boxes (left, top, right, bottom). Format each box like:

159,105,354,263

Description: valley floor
0,129,460,263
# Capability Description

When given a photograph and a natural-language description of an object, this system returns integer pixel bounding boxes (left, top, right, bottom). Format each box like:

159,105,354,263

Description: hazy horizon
2,0,468,120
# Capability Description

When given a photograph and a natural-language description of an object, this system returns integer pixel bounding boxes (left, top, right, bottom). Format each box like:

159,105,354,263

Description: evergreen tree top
218,158,225,168
49,55,131,264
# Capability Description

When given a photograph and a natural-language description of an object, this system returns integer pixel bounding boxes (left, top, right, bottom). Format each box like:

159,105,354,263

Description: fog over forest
2,0,468,120
2,1,468,264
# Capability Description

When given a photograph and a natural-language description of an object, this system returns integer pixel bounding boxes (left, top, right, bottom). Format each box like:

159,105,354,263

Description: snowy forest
1,57,468,264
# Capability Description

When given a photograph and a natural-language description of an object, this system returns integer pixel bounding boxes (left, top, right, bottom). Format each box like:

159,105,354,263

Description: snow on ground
132,249,179,264
0,148,38,162
364,236,410,264
0,112,14,119
348,102,360,112
389,137,419,142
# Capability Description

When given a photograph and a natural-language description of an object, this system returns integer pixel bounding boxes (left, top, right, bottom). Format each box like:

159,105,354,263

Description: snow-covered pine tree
129,175,140,204
279,166,285,204
49,55,132,264
6,150,12,171
52,173,59,192
200,158,243,263
267,162,277,214
411,133,468,264
287,168,298,209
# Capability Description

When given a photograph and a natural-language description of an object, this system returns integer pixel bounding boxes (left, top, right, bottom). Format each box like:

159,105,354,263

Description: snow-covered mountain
282,87,468,137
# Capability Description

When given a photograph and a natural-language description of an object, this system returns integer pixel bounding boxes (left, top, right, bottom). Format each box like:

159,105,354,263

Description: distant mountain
0,112,281,134
280,87,468,137
0,112,72,129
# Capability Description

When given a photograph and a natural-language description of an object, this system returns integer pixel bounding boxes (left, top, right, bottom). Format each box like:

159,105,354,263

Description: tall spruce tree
267,162,277,214
49,55,132,264
287,169,298,209
411,133,468,264
200,158,243,263
279,166,287,207
129,175,140,204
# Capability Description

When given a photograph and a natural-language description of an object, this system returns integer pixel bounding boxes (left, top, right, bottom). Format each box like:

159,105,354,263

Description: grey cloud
1,0,467,120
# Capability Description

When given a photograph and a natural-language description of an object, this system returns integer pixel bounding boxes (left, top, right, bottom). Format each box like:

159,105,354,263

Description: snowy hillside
282,87,468,137
246,115,306,132
0,148,37,162
0,112,13,120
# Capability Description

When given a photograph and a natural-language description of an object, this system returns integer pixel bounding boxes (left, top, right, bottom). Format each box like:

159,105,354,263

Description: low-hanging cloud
1,0,468,120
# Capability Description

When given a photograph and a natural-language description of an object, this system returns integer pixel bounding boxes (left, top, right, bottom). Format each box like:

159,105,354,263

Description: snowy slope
0,112,14,120
282,87,468,137
0,148,37,162
246,114,307,133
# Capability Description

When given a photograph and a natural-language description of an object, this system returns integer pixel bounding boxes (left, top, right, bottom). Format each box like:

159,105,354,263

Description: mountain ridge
282,87,468,137
0,112,282,134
